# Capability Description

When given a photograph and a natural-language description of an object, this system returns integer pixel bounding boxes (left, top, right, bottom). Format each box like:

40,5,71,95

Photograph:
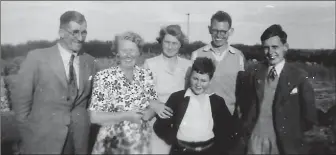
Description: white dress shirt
57,43,80,88
268,59,286,76
176,89,214,142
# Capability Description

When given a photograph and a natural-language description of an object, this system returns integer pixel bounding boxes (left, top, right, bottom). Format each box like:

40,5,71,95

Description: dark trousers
61,125,74,155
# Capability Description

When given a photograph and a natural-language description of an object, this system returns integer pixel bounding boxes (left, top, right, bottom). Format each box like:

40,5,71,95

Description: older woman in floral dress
89,32,158,154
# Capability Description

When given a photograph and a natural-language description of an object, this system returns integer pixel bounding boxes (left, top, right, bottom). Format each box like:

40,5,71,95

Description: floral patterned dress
1,77,10,112
89,65,158,154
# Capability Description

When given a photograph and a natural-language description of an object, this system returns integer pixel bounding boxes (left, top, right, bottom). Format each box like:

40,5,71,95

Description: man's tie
268,66,277,81
68,54,78,100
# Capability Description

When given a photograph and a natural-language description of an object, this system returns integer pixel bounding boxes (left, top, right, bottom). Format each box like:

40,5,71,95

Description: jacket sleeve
214,96,236,154
11,51,39,124
299,76,318,131
153,93,176,145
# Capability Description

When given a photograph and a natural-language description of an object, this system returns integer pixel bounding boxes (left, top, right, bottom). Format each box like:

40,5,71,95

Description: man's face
189,71,211,95
60,21,87,52
208,20,231,47
262,36,288,66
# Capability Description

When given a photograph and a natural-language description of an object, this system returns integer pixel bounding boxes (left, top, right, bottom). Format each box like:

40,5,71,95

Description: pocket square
290,87,298,94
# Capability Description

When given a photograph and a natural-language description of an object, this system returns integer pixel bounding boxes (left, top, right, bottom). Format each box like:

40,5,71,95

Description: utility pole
186,13,190,41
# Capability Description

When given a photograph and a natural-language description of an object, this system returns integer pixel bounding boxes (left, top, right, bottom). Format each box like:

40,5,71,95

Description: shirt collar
57,43,78,57
269,59,286,75
203,43,235,54
184,88,210,98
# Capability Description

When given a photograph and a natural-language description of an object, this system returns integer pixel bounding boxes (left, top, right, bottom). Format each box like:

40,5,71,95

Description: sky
1,1,335,49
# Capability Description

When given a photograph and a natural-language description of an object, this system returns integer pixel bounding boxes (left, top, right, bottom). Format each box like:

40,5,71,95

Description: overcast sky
1,1,335,49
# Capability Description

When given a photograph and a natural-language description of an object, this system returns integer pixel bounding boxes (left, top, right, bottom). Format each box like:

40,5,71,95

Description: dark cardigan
153,90,238,154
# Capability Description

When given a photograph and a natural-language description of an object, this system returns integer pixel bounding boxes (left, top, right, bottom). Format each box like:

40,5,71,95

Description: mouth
214,38,224,41
268,55,278,60
193,87,203,91
124,59,134,62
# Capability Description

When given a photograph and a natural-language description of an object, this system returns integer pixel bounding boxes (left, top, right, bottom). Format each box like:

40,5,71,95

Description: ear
228,27,234,37
284,43,289,51
208,25,212,34
59,29,65,39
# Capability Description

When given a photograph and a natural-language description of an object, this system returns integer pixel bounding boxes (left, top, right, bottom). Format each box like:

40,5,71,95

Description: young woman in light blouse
143,25,192,153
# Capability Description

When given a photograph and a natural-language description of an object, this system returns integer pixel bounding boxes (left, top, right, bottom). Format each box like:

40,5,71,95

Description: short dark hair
59,11,86,29
156,24,188,46
210,11,232,28
260,24,287,44
191,57,216,79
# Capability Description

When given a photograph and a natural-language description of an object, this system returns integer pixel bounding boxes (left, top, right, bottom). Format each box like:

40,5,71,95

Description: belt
177,138,214,152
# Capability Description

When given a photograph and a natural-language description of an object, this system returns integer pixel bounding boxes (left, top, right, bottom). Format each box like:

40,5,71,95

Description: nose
195,80,201,87
77,34,84,41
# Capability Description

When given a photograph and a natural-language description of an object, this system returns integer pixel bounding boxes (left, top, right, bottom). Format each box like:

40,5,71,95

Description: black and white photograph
1,1,335,154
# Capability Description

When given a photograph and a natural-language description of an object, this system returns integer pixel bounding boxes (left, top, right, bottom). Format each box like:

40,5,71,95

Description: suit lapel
273,63,298,107
49,45,68,88
175,96,190,129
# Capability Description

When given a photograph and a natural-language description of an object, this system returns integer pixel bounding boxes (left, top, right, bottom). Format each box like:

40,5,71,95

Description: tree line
1,39,335,76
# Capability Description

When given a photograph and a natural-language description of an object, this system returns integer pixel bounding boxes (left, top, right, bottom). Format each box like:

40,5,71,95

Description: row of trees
1,40,335,76
2,40,335,65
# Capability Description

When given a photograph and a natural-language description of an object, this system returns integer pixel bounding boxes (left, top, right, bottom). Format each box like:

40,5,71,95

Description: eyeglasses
64,29,88,38
210,28,229,35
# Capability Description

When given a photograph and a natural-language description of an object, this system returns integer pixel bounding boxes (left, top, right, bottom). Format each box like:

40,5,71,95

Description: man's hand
149,100,173,119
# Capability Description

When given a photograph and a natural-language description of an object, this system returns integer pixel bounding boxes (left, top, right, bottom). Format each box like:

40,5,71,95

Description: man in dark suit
234,24,318,154
154,57,235,155
11,11,97,154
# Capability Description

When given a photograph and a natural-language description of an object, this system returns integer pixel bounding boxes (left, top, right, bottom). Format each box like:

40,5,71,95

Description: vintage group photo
1,1,335,155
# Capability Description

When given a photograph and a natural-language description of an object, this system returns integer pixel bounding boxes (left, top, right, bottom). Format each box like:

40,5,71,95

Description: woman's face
162,34,181,58
118,39,140,68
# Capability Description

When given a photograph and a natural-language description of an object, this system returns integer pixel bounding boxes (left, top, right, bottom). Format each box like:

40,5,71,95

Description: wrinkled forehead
66,21,87,30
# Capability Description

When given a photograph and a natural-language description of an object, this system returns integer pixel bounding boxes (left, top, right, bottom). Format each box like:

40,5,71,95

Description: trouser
61,126,74,155
169,139,217,155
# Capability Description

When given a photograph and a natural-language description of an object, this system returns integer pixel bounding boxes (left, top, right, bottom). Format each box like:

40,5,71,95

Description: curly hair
156,25,188,46
191,57,216,79
111,31,145,56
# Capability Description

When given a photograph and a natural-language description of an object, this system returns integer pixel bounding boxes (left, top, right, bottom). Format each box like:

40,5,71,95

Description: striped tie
67,54,78,101
268,67,277,81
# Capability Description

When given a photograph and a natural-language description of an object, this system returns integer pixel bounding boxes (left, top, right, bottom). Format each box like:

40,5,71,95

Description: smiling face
189,71,211,95
208,20,232,47
118,39,140,69
262,36,288,66
162,34,181,58
59,21,87,52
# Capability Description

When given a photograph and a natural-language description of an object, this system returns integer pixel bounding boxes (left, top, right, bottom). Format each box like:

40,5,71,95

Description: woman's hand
149,100,173,119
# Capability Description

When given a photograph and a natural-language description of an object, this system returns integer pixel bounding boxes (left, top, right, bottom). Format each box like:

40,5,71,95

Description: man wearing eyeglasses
11,11,97,154
191,11,245,115
190,11,244,152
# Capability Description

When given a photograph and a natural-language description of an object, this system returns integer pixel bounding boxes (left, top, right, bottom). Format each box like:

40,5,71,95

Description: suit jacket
11,44,97,154
234,62,318,154
153,90,235,154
